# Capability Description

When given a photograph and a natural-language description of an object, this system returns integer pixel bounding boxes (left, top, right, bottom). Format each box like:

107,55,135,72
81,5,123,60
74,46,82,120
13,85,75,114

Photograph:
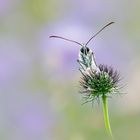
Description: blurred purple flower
16,105,54,136
0,0,18,16
0,38,32,86
95,35,134,74
15,98,56,140
3,89,57,140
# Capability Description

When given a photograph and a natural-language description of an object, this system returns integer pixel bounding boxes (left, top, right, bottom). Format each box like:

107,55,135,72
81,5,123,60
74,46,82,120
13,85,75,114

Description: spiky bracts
80,64,120,103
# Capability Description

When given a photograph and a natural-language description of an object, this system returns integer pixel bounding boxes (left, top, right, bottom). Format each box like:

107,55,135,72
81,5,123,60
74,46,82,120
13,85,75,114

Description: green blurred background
0,0,140,140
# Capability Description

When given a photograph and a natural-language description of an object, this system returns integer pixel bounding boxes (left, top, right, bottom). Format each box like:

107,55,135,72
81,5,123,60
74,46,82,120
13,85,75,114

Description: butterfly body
78,46,99,74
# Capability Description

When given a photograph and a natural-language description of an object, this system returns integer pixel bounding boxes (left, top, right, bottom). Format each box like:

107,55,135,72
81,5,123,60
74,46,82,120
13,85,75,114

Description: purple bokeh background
0,0,140,139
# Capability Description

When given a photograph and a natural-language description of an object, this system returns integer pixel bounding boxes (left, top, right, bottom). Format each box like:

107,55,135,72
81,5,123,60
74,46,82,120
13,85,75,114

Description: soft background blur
0,0,140,140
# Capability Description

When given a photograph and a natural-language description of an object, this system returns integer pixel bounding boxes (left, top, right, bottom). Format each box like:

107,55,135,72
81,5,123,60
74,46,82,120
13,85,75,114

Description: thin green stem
102,95,113,138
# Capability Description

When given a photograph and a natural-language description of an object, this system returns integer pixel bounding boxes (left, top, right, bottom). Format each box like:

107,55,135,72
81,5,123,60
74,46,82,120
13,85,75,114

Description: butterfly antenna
85,22,115,46
49,35,83,47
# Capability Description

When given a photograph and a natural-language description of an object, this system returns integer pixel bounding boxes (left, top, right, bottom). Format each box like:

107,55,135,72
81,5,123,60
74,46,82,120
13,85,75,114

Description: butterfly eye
80,47,84,53
86,47,89,52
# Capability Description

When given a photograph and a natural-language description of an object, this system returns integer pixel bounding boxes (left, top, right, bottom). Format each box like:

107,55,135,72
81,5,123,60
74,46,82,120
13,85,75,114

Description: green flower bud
80,64,120,103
